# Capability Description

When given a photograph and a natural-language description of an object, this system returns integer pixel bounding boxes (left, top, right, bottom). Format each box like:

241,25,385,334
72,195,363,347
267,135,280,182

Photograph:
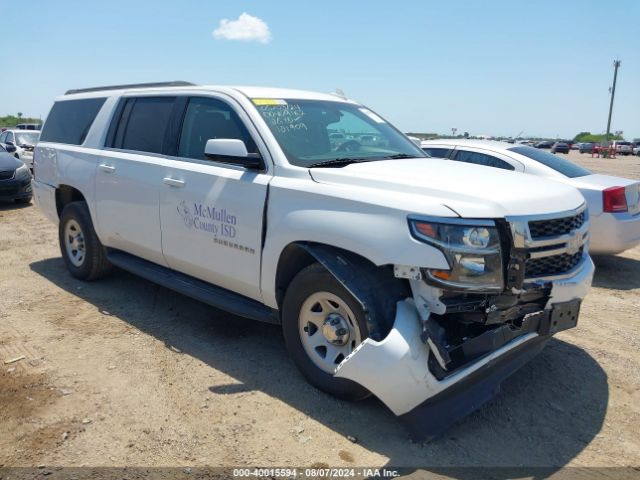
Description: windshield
253,99,426,167
509,146,591,178
14,131,39,146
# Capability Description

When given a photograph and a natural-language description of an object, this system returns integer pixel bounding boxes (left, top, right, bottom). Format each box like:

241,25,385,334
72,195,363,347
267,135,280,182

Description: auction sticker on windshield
252,98,287,106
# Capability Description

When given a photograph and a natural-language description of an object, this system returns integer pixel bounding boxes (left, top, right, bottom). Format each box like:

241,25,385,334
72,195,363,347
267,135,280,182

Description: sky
2,0,639,139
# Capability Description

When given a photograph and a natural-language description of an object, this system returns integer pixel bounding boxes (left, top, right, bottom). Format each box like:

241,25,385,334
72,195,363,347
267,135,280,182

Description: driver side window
178,97,257,161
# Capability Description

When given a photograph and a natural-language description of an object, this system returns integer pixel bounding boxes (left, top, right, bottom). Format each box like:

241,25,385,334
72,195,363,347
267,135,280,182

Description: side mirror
4,142,16,153
204,139,262,169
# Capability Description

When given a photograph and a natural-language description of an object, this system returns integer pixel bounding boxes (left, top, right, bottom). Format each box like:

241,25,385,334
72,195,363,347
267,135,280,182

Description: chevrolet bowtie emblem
566,231,582,255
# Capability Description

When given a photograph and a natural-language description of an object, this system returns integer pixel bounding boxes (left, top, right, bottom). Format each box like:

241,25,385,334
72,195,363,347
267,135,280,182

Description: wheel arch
55,184,87,218
274,241,410,339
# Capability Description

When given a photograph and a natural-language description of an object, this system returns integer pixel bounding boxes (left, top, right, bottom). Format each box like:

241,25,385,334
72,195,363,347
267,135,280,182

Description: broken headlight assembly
408,216,503,292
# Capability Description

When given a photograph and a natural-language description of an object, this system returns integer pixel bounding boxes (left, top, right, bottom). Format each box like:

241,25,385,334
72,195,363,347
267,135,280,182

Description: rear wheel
282,263,371,400
59,201,112,280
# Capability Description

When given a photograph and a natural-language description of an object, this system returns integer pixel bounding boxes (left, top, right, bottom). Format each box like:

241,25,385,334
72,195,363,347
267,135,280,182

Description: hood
0,152,22,171
309,158,585,218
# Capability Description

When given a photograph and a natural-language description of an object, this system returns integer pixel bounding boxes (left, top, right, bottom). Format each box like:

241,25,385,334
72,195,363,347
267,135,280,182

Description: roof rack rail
65,81,196,95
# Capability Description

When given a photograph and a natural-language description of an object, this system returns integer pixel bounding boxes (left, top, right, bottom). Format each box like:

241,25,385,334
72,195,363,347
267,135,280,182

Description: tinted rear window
40,98,106,145
509,146,591,178
111,97,175,154
422,147,450,158
453,149,515,171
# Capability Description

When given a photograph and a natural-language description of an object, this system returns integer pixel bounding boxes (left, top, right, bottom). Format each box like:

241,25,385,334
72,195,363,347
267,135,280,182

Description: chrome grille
528,211,586,239
507,205,589,280
525,247,584,279
0,170,15,181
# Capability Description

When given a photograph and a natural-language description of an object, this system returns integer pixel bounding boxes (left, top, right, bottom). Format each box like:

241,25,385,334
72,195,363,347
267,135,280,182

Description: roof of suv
61,84,353,103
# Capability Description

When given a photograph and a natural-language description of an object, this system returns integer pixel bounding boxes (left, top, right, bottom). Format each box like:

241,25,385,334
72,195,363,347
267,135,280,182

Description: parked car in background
570,142,581,150
535,141,553,149
612,141,633,156
421,139,640,254
0,129,40,169
578,142,595,154
551,142,570,154
633,145,640,156
0,144,32,203
16,123,43,130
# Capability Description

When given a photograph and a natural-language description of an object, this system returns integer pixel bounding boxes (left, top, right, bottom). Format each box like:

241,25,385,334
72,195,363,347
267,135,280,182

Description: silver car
422,139,640,254
0,129,40,169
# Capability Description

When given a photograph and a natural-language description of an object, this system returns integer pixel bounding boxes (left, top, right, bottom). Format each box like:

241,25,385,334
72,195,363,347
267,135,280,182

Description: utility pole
606,59,621,142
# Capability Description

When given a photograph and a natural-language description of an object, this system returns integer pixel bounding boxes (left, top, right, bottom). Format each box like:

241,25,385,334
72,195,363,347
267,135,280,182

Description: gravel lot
1,150,639,472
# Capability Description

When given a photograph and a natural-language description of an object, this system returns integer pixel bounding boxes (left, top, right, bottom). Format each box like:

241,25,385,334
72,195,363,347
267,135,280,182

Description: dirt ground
1,150,639,472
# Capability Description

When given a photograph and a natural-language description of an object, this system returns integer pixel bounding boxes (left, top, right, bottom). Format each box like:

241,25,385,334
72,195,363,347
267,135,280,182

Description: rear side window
508,146,591,178
453,149,515,171
111,97,176,154
40,98,106,145
422,147,451,158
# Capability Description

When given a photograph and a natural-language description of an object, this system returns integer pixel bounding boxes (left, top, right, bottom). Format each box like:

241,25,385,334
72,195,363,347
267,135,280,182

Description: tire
59,201,112,281
282,263,371,401
15,196,32,204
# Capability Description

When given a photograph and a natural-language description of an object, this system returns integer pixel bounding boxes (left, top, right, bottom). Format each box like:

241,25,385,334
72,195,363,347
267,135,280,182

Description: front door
159,96,270,301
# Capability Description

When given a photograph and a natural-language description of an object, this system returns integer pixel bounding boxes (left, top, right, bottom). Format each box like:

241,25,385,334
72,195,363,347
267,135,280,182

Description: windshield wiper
384,153,418,159
307,158,376,168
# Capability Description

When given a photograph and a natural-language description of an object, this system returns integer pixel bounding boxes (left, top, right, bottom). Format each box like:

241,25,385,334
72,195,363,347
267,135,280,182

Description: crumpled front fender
335,299,545,439
335,299,432,416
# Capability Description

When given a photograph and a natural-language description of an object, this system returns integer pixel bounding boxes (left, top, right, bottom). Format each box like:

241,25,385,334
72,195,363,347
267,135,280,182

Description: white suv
0,129,40,169
33,82,594,440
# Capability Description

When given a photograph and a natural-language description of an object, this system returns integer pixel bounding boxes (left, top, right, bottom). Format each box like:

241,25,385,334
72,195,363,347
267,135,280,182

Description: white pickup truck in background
33,82,594,440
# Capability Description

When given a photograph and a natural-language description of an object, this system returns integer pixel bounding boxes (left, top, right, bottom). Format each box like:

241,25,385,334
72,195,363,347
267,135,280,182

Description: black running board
106,250,278,324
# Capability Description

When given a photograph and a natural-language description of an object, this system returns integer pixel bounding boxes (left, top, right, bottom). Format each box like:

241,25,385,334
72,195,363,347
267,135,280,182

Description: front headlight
408,217,504,291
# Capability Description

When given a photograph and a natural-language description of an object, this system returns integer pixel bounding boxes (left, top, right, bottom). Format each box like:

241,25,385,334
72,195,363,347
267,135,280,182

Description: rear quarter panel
33,95,119,229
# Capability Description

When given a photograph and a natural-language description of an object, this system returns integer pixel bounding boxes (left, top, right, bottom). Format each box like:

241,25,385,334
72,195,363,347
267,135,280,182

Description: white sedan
421,139,640,254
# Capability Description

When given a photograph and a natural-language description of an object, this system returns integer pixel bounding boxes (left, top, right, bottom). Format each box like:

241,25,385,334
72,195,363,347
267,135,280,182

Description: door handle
163,177,185,188
99,164,116,173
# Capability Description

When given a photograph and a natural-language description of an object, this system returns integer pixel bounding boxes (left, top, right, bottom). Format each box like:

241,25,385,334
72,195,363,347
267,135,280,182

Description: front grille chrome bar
505,204,590,280
506,204,589,256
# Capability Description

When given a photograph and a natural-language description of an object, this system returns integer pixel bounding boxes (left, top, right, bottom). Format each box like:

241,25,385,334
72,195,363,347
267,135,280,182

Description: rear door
95,96,179,265
158,95,271,301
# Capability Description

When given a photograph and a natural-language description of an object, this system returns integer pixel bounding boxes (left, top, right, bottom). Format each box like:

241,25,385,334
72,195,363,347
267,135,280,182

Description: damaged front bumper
335,256,594,441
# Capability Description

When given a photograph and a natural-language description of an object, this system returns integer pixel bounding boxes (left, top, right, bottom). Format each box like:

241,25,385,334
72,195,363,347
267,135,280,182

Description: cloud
212,13,272,44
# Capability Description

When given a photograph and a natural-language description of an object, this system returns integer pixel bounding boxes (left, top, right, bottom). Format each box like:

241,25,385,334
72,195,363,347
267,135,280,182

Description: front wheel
282,263,371,400
59,201,112,280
